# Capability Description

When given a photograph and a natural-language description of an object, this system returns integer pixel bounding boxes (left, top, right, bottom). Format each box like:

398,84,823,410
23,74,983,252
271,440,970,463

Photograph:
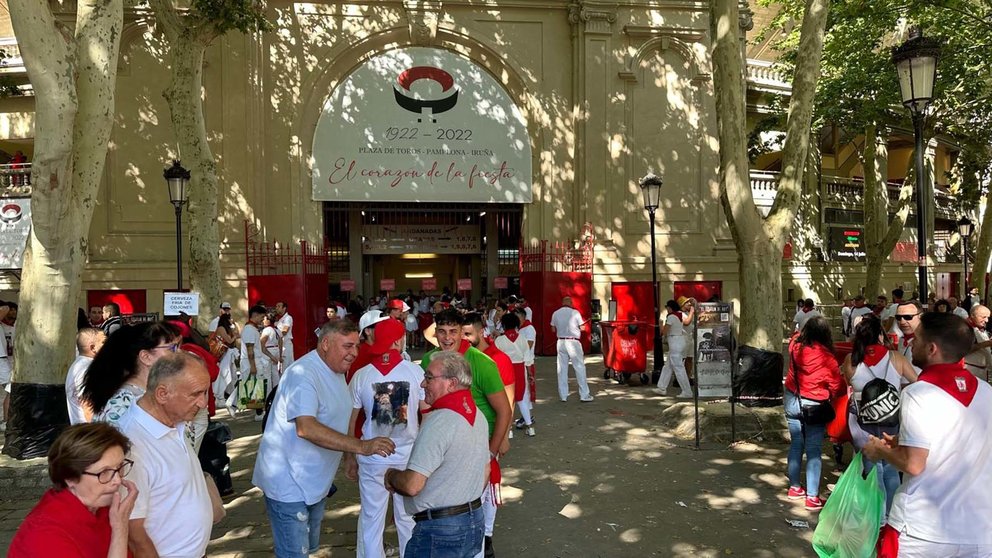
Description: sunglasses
895,314,920,321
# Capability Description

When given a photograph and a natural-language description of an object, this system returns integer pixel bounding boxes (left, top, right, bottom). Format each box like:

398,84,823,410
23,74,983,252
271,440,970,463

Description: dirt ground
0,353,831,557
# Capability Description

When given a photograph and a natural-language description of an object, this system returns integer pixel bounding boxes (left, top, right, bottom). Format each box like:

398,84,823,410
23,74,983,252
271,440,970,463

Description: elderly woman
9,423,138,557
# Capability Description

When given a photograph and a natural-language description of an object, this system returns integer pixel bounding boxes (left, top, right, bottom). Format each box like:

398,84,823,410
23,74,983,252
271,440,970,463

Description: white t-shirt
880,303,902,334
350,359,425,465
518,324,537,362
121,403,212,558
953,306,970,320
276,313,294,342
65,355,93,425
207,316,220,333
261,325,280,351
665,313,685,337
888,379,992,544
336,305,347,319
550,306,583,339
793,309,821,332
240,323,261,366
524,306,533,322
495,333,532,366
252,350,352,505
849,306,874,332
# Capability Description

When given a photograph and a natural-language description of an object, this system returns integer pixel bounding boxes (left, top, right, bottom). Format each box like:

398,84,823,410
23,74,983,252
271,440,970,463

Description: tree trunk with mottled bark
974,198,992,302
5,0,122,458
711,0,831,351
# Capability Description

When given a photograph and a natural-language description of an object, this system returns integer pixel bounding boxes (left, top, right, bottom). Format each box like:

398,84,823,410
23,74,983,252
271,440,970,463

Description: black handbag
793,346,836,426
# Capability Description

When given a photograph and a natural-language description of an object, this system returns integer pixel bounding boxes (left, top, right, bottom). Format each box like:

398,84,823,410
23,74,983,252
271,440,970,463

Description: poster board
0,197,30,270
693,302,735,397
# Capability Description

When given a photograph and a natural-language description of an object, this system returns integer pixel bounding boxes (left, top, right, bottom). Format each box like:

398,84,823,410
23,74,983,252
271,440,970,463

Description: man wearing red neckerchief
346,318,428,557
866,312,992,557
384,352,490,557
893,300,922,374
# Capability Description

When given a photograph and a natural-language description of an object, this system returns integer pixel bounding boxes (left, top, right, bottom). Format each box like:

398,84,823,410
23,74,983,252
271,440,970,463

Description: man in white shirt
893,300,923,373
241,305,265,419
275,301,296,369
792,299,821,333
65,328,107,424
550,297,592,402
948,296,970,320
865,312,992,556
122,352,218,557
880,288,905,337
848,295,874,339
840,298,853,338
964,305,992,382
253,319,395,557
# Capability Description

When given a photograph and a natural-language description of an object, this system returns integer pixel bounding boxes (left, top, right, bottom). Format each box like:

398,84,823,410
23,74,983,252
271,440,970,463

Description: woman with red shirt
784,316,844,511
9,422,138,557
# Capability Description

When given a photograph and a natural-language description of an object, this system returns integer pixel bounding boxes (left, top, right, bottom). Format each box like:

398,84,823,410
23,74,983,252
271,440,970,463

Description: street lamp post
958,216,974,300
892,28,941,306
164,160,191,290
639,173,664,382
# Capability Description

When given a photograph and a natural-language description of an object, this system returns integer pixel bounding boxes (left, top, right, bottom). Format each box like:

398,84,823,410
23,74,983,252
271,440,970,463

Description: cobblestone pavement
1,354,825,557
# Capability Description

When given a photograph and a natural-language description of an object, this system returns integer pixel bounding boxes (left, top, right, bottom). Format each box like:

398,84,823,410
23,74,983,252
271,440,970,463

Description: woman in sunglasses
83,321,182,426
8,422,138,557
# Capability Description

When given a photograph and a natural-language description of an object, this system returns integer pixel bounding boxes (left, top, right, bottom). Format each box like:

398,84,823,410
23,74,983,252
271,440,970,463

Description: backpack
856,354,900,427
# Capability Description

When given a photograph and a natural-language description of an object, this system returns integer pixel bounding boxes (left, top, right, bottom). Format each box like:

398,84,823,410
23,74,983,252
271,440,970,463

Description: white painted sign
312,47,532,203
0,197,30,270
363,224,480,254
164,292,200,316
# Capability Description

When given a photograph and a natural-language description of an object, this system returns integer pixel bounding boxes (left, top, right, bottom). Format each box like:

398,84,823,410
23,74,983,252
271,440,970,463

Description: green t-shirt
421,344,504,436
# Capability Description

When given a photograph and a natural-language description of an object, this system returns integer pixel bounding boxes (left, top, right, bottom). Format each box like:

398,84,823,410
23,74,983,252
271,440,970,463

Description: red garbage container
599,321,649,385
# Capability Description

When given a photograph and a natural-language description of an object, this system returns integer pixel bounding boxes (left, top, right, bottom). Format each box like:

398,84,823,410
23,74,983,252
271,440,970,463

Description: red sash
918,361,979,407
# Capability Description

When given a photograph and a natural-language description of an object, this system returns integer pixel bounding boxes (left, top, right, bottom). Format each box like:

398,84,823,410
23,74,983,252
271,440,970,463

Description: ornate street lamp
892,27,941,306
164,160,191,290
639,173,664,382
958,215,974,300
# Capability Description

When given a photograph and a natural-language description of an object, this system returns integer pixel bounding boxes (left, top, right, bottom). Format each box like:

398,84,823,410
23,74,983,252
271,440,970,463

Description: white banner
362,224,480,254
0,197,30,270
164,292,200,316
312,47,532,203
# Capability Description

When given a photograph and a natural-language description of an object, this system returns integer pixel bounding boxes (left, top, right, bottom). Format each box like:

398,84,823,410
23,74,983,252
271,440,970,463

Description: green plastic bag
812,452,885,558
238,376,266,410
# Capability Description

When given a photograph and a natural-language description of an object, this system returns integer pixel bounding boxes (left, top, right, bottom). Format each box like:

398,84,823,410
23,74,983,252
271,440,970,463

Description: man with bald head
120,352,217,557
65,328,107,424
550,296,592,402
965,304,992,381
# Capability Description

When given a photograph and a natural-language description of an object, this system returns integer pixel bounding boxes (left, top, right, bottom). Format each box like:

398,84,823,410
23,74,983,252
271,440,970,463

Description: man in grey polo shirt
385,351,490,557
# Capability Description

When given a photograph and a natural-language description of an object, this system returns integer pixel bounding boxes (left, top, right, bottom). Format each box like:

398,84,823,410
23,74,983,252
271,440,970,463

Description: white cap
358,309,389,332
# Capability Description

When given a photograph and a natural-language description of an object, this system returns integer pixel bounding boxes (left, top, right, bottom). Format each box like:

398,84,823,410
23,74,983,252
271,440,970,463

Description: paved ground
0,353,830,557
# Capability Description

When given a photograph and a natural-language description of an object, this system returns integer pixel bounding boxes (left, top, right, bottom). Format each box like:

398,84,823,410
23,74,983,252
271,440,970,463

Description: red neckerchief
456,339,471,355
428,388,477,425
918,360,979,407
674,311,683,321
967,318,978,328
372,349,402,375
504,328,520,342
862,344,887,367
902,333,914,348
520,320,532,329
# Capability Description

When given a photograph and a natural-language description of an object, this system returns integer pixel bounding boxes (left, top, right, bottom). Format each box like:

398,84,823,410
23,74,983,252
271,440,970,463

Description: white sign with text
164,292,200,316
312,47,532,203
0,198,30,270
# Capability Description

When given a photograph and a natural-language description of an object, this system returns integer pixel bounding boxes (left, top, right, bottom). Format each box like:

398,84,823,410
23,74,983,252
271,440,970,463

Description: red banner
457,278,472,291
422,278,437,291
380,279,396,291
340,279,356,292
494,276,508,289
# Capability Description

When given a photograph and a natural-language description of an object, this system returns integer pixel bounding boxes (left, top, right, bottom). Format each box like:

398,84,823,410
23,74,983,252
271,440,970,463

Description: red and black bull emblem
393,66,459,123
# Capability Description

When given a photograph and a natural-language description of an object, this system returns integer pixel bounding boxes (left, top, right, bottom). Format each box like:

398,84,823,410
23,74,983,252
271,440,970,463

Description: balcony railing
0,163,31,196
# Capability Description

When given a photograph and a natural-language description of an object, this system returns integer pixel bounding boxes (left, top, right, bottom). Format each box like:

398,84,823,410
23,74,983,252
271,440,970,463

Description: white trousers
472,484,498,558
657,336,691,395
357,460,414,558
518,381,533,425
556,339,589,400
281,340,295,371
897,532,992,557
213,349,236,400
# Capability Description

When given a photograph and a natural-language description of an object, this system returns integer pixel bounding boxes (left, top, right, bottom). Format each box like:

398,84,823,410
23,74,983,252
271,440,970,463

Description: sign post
691,301,736,447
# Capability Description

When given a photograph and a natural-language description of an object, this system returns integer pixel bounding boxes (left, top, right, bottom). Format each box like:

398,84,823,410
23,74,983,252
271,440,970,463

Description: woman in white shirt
655,300,692,397
258,313,282,394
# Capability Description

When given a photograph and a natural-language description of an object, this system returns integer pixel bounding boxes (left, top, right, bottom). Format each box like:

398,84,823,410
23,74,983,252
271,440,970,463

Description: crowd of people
7,289,597,558
786,294,992,555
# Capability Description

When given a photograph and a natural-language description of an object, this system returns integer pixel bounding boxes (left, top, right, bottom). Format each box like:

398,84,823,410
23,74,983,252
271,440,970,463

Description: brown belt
413,498,482,523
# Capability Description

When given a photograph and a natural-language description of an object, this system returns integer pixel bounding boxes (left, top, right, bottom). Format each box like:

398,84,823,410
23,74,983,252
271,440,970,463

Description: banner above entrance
363,224,480,254
312,47,532,203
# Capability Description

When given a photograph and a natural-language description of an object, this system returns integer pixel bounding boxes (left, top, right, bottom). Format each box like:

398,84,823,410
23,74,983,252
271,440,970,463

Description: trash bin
599,321,649,385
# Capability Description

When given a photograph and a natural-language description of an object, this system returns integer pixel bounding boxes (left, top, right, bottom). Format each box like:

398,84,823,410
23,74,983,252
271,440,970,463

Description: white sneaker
678,392,694,399
653,388,668,396
0,421,5,432
580,395,594,402
227,405,238,418
254,413,264,422
508,430,514,439
526,426,536,437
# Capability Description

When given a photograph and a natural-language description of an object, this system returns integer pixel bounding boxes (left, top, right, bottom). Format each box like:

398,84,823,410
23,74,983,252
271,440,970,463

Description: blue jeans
405,506,485,558
784,391,826,497
264,496,326,558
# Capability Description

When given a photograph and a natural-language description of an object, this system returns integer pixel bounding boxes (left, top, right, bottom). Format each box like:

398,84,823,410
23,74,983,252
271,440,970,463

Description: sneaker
653,388,668,396
0,421,5,432
484,535,495,558
514,418,527,429
805,496,825,511
226,405,238,418
787,486,806,500
677,392,693,399
580,395,594,402
508,430,514,439
526,426,535,437
254,413,264,422
560,397,568,402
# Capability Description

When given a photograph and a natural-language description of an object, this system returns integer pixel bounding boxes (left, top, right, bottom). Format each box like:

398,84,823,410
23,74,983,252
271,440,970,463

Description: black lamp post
164,160,191,290
958,215,974,299
639,173,664,381
892,28,941,306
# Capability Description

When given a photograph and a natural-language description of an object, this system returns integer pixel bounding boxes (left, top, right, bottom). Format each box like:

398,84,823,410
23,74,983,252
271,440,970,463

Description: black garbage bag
733,345,784,407
2,383,69,459
198,420,233,496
